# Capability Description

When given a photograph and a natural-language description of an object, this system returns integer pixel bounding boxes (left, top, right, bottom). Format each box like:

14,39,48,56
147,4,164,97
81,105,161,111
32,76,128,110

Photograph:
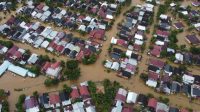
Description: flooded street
0,0,200,111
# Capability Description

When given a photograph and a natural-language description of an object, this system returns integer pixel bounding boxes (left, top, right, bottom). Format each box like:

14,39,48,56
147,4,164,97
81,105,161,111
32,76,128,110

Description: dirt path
0,0,200,111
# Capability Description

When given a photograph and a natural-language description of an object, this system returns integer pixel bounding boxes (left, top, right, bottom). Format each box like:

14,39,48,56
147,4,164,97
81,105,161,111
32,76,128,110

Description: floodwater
0,0,200,111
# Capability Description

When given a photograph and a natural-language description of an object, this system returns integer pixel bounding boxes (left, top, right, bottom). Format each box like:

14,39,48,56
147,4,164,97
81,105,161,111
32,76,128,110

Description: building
42,61,62,78
24,96,40,112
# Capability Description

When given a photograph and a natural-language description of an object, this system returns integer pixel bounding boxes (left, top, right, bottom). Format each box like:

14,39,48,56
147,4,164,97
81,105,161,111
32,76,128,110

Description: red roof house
122,107,133,112
150,45,162,57
70,88,80,100
49,93,60,108
156,30,169,38
148,71,159,81
89,29,105,40
79,85,90,99
149,58,165,69
180,108,189,112
148,98,157,110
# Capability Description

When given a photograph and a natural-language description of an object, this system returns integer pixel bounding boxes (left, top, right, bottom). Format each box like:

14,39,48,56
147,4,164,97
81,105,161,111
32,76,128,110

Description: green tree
1,100,9,112
63,84,72,94
0,89,5,98
66,60,78,69
16,94,26,112
64,68,81,80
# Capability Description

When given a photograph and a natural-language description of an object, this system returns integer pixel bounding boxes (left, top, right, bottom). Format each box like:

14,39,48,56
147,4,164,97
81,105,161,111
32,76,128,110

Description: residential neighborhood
0,0,200,112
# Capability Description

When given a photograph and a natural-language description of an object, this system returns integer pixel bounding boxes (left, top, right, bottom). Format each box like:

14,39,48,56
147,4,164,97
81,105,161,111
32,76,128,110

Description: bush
44,78,59,87
16,94,26,112
0,40,13,49
63,84,72,94
190,46,200,55
1,100,9,112
82,54,97,65
140,73,148,82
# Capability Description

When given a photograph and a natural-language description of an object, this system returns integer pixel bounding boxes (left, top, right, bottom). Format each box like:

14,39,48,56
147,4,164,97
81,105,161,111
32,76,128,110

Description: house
89,29,105,40
24,96,40,112
173,22,184,30
156,30,169,38
192,1,200,7
39,93,50,109
146,79,157,88
148,71,159,81
137,94,148,106
175,53,184,63
49,93,61,108
111,62,120,71
170,81,181,94
156,102,169,112
122,107,133,112
164,64,173,76
150,45,163,57
42,61,62,78
191,84,200,98
185,35,200,45
126,92,138,103
8,64,29,77
27,53,38,64
86,106,96,112
148,65,160,73
148,98,157,111
169,107,179,112
72,102,85,112
59,91,71,106
70,87,80,100
104,60,113,69
194,75,200,85
79,85,90,100
149,58,165,69
115,88,127,103
0,60,11,76
180,108,189,112
182,74,194,84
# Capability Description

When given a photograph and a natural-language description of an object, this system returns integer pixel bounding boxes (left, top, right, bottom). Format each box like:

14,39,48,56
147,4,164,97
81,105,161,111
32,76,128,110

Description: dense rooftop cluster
104,3,154,79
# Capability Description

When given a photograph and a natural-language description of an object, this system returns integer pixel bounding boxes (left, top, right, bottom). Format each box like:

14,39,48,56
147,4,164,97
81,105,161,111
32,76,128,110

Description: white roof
84,16,92,22
181,11,188,15
170,3,176,7
110,4,117,9
60,10,66,15
111,37,118,44
146,79,157,88
104,60,113,69
43,11,51,17
111,62,120,71
194,23,200,28
0,47,8,54
22,33,31,41
111,106,122,112
137,25,146,31
106,15,114,20
40,41,49,48
41,27,52,37
128,58,137,66
62,100,71,106
86,106,96,112
31,11,37,17
132,19,137,24
27,53,38,64
135,39,144,45
98,24,106,30
182,74,194,84
0,60,11,76
78,25,86,32
134,34,143,40
160,14,168,20
46,67,61,77
20,21,29,30
34,37,44,48
156,102,169,112
126,50,132,57
175,53,183,61
8,65,28,77
126,92,138,103
36,13,42,19
27,72,36,78
26,106,40,112
155,40,165,46
117,88,127,97
42,6,49,11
